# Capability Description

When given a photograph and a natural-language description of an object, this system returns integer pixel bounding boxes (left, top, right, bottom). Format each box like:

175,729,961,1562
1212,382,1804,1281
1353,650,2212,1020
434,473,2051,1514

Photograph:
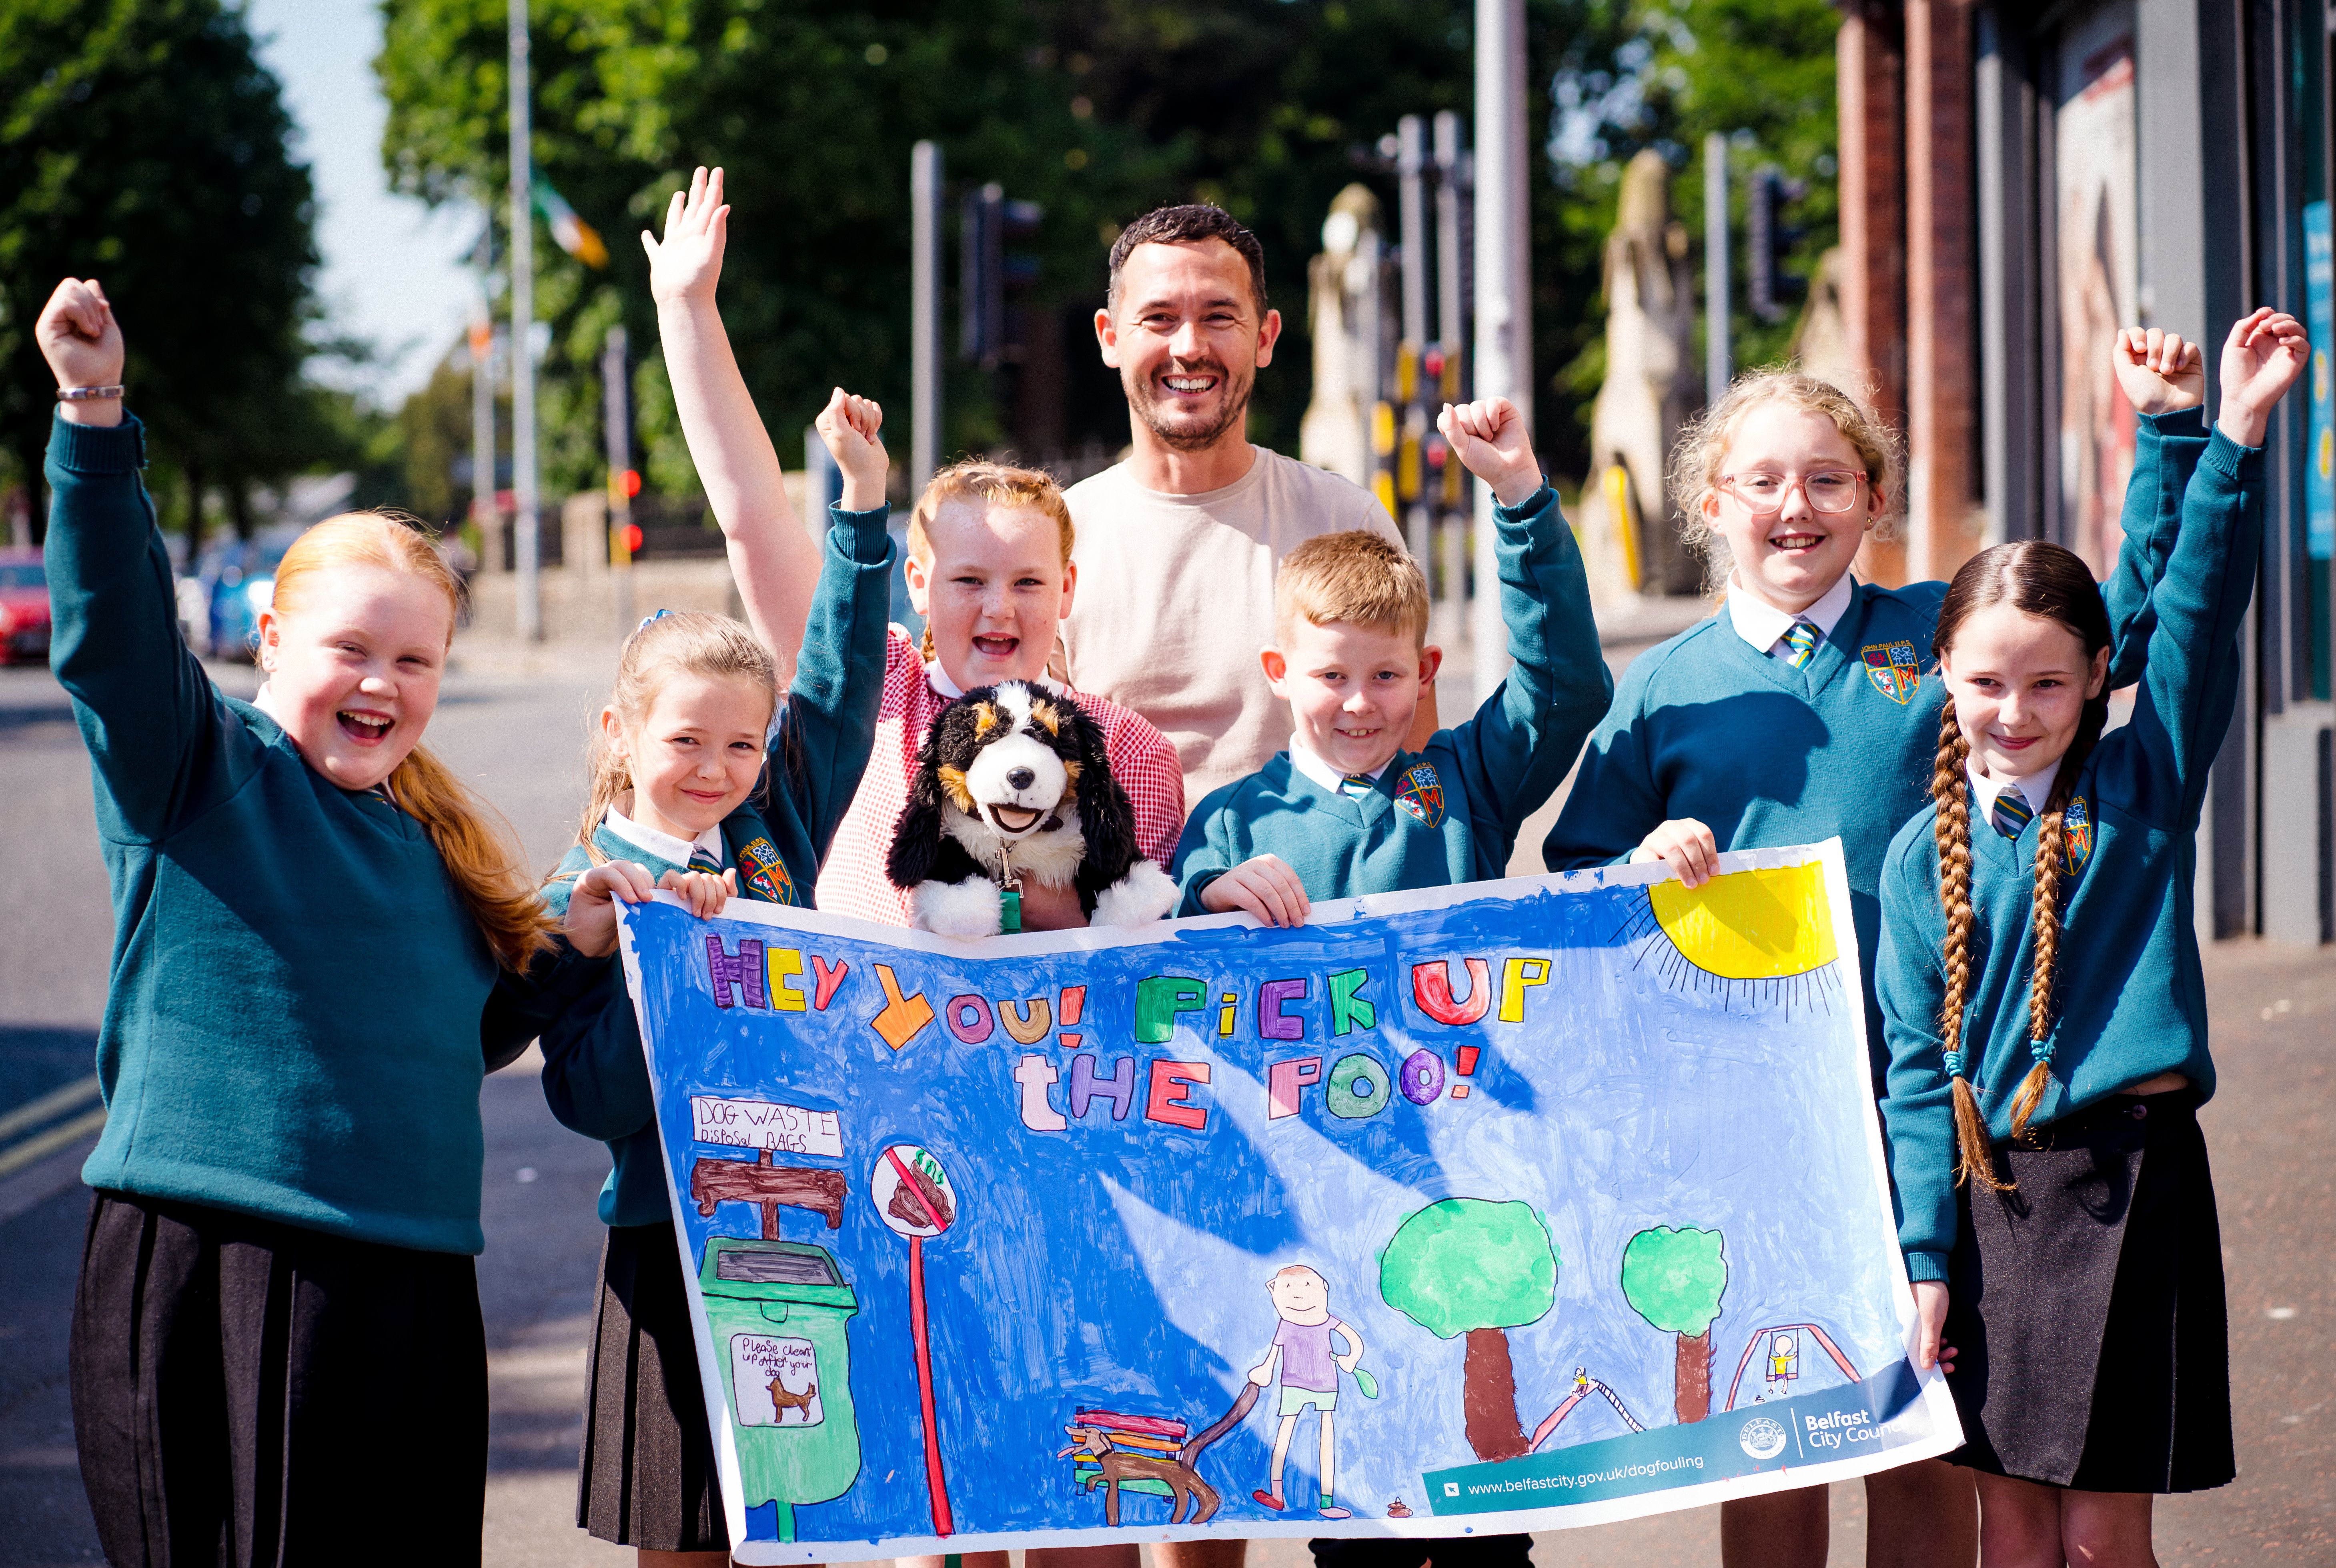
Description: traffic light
1747,166,1809,325
961,183,1044,369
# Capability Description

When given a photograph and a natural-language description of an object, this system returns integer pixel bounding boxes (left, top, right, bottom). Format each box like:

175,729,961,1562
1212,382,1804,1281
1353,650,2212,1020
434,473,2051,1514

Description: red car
0,549,52,664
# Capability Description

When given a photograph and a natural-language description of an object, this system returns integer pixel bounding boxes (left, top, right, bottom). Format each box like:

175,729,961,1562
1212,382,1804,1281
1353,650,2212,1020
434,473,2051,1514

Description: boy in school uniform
1169,398,1603,1568
1172,393,1608,931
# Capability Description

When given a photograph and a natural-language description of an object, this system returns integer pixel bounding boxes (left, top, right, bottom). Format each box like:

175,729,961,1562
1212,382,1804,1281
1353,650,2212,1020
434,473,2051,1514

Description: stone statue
1299,184,1390,487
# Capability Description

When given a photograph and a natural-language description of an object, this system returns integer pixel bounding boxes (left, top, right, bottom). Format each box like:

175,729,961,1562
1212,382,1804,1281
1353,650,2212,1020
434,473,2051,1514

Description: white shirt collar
602,805,725,870
1725,570,1856,656
923,657,1064,702
1965,760,2058,824
1288,734,1390,796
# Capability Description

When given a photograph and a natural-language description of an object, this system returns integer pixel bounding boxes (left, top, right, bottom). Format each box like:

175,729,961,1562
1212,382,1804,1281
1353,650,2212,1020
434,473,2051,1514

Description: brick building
1832,0,2334,945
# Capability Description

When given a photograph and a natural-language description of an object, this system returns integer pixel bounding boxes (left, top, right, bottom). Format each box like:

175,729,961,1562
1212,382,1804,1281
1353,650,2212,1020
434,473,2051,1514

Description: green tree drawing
1380,1198,1557,1461
1619,1226,1728,1424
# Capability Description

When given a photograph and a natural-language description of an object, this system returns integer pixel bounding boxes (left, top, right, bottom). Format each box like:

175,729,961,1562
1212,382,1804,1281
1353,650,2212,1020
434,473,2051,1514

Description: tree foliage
0,0,328,535
1380,1198,1557,1339
1619,1225,1728,1337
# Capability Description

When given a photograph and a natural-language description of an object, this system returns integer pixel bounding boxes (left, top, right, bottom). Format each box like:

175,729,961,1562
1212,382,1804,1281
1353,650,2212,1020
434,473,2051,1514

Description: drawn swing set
624,848,1963,1561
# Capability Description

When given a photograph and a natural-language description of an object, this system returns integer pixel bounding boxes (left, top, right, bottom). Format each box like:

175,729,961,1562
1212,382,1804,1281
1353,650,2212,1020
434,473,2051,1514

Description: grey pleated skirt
1943,1085,2233,1492
578,1220,731,1551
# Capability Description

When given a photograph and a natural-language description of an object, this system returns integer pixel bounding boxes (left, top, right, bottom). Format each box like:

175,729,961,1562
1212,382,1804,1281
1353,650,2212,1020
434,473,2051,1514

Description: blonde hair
571,611,780,864
1668,368,1904,591
906,460,1075,662
1274,529,1430,646
270,513,555,970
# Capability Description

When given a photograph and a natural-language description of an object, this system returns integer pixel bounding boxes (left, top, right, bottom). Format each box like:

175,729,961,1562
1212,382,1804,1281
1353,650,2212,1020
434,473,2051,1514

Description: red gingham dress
816,627,1188,926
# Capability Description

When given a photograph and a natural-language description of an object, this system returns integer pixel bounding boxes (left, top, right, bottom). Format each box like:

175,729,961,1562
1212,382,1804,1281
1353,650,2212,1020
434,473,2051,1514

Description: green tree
1619,1225,1727,1424
0,0,325,541
1379,1198,1557,1461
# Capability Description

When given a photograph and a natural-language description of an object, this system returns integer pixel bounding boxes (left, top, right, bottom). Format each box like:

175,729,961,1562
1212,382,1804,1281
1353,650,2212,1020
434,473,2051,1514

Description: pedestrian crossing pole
1473,0,1531,706
509,0,541,641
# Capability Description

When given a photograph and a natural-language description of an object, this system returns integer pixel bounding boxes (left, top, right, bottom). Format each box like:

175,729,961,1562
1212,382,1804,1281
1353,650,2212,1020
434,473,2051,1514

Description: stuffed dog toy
886,681,1178,938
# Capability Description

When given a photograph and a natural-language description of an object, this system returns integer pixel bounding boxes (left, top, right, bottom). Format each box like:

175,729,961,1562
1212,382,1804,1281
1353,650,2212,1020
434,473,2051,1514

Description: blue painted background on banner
625,872,1913,1547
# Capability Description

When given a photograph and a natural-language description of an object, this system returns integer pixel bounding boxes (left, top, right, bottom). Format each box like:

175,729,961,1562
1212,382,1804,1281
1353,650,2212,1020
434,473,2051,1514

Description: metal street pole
1473,0,1531,705
1396,113,1432,573
468,226,496,551
603,324,634,630
1397,115,1429,348
1432,109,1469,647
910,140,942,497
508,0,540,641
1705,131,1731,407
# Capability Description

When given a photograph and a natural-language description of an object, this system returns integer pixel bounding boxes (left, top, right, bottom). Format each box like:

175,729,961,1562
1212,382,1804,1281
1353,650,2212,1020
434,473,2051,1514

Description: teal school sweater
46,413,604,1256
537,503,893,1228
1877,429,2260,1283
1542,410,2210,1068
1171,483,1610,910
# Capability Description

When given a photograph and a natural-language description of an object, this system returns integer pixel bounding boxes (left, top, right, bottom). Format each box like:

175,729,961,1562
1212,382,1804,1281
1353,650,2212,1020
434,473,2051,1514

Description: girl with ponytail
34,277,614,1563
1875,310,2305,1562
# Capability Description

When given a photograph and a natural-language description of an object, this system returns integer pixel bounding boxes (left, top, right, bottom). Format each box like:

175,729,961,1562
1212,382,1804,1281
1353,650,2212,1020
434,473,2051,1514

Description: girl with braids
1544,335,2211,1568
1877,310,2305,1563
35,278,613,1562
533,392,896,1565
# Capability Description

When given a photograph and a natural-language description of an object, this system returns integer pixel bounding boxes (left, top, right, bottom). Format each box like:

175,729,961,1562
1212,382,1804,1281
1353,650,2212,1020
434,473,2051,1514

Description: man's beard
1124,359,1254,452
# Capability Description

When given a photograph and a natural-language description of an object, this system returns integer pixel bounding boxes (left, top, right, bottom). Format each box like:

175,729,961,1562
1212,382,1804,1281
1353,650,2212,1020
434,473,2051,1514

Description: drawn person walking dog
1248,1265,1367,1519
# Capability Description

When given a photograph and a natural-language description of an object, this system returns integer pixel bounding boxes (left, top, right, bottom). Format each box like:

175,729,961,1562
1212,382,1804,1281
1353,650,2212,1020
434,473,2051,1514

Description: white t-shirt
1058,447,1401,803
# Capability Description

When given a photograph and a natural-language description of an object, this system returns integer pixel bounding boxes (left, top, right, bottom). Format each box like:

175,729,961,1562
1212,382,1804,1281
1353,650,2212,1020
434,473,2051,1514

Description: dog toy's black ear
1069,698,1143,896
887,709,956,890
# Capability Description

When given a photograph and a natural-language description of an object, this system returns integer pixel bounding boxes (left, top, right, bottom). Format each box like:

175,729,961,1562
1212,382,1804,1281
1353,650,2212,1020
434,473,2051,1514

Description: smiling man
1058,205,1416,803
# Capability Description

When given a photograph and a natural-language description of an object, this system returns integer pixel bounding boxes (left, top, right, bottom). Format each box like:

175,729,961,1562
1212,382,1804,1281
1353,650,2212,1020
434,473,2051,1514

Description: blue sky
248,0,477,403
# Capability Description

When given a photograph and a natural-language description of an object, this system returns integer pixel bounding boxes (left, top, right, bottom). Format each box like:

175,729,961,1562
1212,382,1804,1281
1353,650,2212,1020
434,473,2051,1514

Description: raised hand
1437,396,1541,508
2111,327,2204,416
38,278,127,427
643,166,729,310
2216,306,2309,447
814,387,889,512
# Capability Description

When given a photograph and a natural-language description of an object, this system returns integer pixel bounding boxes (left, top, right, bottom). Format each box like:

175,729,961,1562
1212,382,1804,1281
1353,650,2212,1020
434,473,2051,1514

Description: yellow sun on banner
1615,860,1843,1011
1647,863,1836,979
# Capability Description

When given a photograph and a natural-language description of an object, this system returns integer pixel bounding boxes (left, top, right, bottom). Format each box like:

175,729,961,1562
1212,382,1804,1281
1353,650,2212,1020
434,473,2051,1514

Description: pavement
1,617,2330,1566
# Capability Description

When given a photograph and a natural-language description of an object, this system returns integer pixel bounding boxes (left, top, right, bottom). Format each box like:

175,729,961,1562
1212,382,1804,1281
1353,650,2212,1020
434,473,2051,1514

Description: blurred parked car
193,523,305,662
0,549,52,664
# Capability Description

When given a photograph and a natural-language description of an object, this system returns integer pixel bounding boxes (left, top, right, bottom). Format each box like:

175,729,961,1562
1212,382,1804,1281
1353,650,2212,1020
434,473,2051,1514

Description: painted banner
616,841,1961,1562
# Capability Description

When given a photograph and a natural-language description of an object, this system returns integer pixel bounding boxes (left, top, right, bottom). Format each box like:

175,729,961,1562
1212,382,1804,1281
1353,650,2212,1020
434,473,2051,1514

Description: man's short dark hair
1106,204,1269,316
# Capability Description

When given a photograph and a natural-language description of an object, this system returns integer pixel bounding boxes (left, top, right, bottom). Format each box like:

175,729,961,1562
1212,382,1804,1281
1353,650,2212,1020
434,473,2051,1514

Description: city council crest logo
1739,1415,1789,1460
1860,641,1922,705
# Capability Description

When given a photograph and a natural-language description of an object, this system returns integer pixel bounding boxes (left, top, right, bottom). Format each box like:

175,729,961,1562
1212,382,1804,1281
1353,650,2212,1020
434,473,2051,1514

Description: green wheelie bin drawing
699,1236,863,1542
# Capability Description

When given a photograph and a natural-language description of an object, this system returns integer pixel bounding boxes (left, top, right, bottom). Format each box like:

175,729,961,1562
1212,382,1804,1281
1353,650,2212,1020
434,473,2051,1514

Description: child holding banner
32,277,613,1565
1879,310,2302,1566
1539,331,2219,1568
644,165,1185,935
535,378,897,1561
1169,394,1608,929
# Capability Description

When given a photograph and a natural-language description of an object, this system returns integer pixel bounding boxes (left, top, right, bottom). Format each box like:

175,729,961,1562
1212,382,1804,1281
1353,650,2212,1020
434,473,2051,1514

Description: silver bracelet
58,384,125,402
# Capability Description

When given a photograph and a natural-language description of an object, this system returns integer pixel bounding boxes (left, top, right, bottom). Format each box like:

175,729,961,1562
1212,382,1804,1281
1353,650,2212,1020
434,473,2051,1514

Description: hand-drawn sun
1615,861,1843,1010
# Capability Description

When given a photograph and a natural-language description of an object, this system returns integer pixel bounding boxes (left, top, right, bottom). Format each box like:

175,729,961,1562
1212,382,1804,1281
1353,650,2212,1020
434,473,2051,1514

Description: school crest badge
735,835,796,905
2062,797,2093,873
1394,762,1445,828
1860,640,1922,705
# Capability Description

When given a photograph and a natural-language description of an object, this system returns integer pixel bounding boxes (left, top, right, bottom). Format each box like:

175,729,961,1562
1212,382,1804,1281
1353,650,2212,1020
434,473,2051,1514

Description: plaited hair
1275,529,1430,646
271,512,556,970
1670,368,1903,593
567,611,779,866
1106,203,1269,315
904,459,1075,662
1931,541,2114,1182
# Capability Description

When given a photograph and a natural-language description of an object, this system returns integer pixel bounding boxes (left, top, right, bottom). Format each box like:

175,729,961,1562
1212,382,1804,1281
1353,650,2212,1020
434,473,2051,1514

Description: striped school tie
1990,792,2032,840
688,844,726,875
1776,621,1821,669
1341,773,1376,801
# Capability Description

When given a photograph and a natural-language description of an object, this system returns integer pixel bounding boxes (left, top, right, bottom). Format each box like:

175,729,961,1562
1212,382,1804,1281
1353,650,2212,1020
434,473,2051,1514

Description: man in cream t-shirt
1057,204,1420,805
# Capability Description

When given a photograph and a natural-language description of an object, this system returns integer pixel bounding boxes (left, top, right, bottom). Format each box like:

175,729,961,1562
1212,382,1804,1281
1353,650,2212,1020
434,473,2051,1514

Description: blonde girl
643,165,1185,937
535,393,897,1564
1878,312,2303,1566
37,277,607,1564
1543,334,2214,1568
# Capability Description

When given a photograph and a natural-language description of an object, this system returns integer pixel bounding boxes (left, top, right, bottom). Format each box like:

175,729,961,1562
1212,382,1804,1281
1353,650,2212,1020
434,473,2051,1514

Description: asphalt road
0,642,2328,1566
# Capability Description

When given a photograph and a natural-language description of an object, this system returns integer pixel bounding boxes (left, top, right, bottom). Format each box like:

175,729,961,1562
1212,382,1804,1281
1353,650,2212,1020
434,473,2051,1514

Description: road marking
0,1105,107,1181
0,1073,100,1145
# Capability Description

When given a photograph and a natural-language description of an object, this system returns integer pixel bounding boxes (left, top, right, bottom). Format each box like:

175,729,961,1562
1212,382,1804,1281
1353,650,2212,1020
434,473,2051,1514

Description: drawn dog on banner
767,1376,818,1422
888,681,1177,937
1057,1415,1228,1526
